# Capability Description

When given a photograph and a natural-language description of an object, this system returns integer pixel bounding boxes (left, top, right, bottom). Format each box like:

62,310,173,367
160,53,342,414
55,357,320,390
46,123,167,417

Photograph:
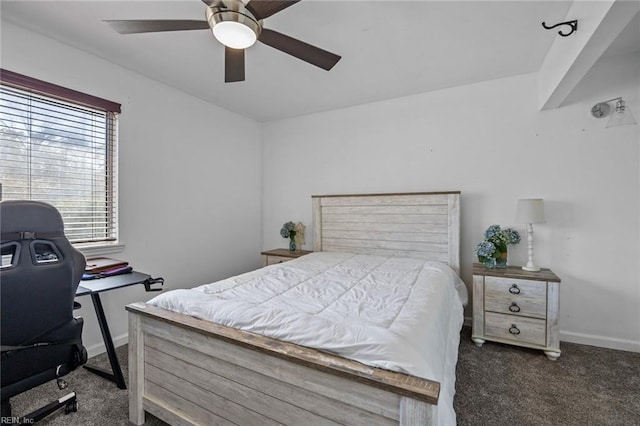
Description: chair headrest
1,200,65,240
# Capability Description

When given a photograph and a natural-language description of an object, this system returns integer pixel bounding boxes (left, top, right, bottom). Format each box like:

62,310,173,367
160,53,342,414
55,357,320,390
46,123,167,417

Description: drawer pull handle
509,324,521,335
508,284,521,295
509,302,521,313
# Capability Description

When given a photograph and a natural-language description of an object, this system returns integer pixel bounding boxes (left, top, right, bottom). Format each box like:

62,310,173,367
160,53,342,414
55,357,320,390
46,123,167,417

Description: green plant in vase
280,221,297,251
475,224,521,268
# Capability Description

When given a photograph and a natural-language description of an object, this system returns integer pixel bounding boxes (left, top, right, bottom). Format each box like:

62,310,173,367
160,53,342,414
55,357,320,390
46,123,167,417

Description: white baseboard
463,316,472,328
560,330,640,353
86,332,129,358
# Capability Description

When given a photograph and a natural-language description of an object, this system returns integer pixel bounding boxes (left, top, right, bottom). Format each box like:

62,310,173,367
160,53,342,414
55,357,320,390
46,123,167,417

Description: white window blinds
0,70,120,244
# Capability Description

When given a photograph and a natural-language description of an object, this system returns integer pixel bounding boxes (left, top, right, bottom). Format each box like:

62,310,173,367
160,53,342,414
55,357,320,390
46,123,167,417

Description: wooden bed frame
127,191,461,425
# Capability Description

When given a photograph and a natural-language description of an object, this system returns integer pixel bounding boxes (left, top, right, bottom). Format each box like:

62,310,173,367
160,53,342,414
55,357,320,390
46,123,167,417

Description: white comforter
148,252,466,424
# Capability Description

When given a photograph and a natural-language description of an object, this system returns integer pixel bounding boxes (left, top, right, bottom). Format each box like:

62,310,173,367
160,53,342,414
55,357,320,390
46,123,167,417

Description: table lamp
516,198,545,272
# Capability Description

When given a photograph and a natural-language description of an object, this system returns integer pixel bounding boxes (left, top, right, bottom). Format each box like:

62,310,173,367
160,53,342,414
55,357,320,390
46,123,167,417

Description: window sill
75,242,125,258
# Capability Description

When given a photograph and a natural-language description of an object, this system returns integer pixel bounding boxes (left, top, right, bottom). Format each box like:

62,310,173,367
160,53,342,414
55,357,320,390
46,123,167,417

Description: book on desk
80,258,163,292
83,257,132,280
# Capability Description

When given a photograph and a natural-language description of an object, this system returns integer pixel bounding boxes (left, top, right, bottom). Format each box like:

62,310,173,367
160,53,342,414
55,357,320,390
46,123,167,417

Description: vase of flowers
280,221,297,251
475,224,521,268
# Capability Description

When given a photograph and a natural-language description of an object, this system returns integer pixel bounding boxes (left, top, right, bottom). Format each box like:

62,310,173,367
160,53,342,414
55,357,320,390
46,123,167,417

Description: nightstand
261,248,313,267
472,263,561,360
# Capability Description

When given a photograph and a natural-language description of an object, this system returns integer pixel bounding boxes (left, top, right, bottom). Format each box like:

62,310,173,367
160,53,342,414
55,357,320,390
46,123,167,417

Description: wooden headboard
312,191,460,275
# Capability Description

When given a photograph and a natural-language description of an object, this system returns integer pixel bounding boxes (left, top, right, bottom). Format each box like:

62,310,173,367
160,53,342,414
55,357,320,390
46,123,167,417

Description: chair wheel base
2,391,79,423
64,400,78,414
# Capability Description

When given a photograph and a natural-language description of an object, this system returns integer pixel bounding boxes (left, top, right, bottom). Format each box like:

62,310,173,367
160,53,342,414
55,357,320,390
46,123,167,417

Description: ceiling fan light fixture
213,21,257,48
206,6,261,50
106,0,341,83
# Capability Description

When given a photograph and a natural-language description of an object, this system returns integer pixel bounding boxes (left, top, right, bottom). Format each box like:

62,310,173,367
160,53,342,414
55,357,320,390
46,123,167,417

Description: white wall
262,52,640,352
1,22,263,355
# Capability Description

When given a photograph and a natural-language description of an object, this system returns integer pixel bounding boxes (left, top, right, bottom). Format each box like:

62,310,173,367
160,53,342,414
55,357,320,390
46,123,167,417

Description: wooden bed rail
127,302,441,425
127,302,440,403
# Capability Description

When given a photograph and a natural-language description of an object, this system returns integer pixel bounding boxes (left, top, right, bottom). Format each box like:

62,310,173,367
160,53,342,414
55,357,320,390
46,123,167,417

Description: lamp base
522,265,541,272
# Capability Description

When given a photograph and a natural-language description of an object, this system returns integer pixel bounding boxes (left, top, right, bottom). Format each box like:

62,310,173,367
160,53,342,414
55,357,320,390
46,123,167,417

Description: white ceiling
2,1,638,122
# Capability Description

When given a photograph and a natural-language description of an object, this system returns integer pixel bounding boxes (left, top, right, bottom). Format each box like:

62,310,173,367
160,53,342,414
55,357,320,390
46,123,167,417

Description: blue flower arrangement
280,221,296,239
475,224,521,268
280,221,297,251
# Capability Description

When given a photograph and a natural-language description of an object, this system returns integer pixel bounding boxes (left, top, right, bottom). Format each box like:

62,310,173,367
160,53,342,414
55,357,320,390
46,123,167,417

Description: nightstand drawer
485,276,546,319
484,312,546,346
265,255,292,265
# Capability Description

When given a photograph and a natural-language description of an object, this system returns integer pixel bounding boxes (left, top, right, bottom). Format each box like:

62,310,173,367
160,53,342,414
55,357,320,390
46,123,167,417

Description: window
0,69,121,245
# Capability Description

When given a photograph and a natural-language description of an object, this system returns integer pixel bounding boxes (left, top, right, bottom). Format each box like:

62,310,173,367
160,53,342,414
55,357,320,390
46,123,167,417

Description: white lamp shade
606,100,637,128
516,198,545,224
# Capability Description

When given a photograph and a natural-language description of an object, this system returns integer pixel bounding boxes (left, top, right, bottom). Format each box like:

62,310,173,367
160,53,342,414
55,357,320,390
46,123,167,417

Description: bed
127,191,463,425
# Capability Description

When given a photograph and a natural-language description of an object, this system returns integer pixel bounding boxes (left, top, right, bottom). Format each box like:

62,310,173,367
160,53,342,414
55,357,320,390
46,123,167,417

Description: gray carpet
8,326,640,425
455,327,640,425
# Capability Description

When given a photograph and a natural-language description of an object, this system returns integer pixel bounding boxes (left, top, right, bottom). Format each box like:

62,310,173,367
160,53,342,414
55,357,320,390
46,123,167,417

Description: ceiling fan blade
225,47,245,82
104,20,210,35
258,28,341,71
245,0,301,20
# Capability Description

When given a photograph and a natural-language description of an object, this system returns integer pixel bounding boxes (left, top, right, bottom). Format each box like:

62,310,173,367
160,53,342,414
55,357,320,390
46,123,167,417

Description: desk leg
83,292,127,390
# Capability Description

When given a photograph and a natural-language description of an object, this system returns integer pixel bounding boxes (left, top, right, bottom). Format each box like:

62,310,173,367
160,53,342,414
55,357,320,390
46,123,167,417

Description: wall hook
541,20,578,37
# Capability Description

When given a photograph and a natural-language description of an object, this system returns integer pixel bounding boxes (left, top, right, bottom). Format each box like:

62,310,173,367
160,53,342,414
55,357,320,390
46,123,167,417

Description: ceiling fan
104,0,341,83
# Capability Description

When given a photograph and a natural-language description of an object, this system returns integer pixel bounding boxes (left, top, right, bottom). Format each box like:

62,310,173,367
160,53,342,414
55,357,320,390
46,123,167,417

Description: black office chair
1,200,88,423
